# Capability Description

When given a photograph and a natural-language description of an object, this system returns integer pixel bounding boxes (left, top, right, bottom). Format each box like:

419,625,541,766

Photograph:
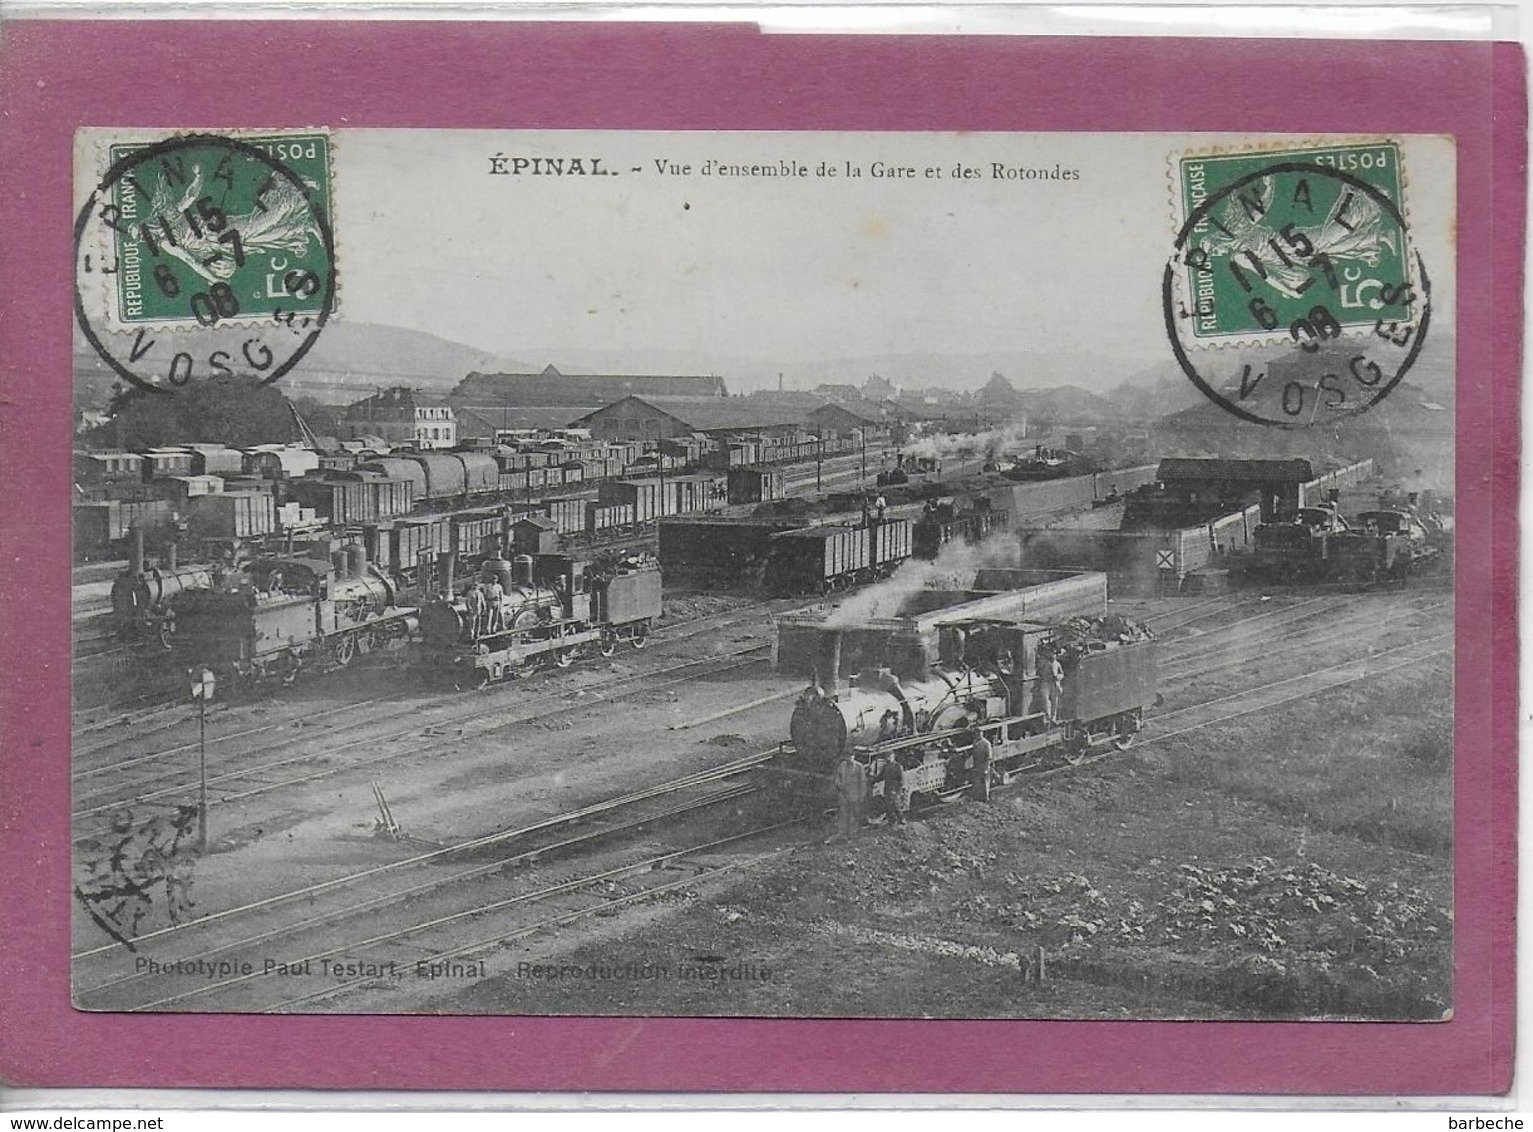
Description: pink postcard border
0,24,1518,1095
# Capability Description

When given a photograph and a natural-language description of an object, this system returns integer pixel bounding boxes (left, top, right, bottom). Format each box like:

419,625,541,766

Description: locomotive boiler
782,615,1158,800
112,562,216,647
418,550,663,687
165,544,417,683
109,528,215,646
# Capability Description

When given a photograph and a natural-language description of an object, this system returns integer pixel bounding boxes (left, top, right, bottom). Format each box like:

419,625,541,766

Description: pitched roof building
339,387,458,450
569,396,804,442
452,364,729,408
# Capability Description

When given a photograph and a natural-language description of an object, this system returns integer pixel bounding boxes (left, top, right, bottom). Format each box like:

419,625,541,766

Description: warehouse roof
454,365,729,406
571,396,803,433
456,405,593,436
1156,457,1314,483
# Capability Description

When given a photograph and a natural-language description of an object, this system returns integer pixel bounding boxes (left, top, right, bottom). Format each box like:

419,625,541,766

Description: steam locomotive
418,549,663,688
1246,499,1449,584
1330,508,1447,582
778,615,1158,801
164,544,417,683
1249,505,1352,581
911,497,1010,561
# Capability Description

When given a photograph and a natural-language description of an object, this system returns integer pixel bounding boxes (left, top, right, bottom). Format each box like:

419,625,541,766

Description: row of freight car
76,432,864,494
75,438,662,486
657,467,1157,594
76,460,796,560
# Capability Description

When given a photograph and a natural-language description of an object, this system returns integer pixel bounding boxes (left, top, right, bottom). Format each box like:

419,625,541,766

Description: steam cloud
901,424,1029,464
823,524,1021,627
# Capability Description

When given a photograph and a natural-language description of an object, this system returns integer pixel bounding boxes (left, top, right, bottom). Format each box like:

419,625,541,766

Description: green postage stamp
101,132,333,328
1173,141,1414,342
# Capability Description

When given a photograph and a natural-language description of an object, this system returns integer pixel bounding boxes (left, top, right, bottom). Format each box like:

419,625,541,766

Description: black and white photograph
70,128,1457,1022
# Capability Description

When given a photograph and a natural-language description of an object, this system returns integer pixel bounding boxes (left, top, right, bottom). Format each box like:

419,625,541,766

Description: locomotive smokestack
825,629,842,688
165,542,177,571
331,549,349,577
346,543,367,579
444,551,455,599
130,527,144,575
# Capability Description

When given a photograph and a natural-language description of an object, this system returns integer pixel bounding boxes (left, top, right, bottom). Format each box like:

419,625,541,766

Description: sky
328,130,1457,372
74,129,1456,386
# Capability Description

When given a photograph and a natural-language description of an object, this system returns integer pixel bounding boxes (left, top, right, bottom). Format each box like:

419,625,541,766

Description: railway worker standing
462,581,486,636
874,494,888,522
827,751,869,844
483,575,506,634
969,727,993,803
871,752,909,826
1039,649,1065,725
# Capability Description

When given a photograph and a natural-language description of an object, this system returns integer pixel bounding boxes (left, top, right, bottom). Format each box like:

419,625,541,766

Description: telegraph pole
191,668,215,853
816,435,823,492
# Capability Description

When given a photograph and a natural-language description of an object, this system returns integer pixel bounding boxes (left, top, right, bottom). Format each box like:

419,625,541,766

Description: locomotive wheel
356,629,377,656
599,637,617,658
554,649,574,669
456,668,490,692
333,634,355,667
631,628,649,650
1111,731,1137,751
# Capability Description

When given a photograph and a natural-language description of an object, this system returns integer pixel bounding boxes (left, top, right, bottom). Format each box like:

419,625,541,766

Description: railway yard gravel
72,588,1453,1019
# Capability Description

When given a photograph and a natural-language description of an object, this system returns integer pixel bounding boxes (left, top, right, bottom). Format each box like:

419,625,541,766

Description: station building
338,387,458,450
568,396,804,443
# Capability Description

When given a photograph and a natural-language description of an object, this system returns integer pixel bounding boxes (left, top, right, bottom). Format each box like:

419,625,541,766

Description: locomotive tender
165,544,417,683
418,550,663,688
781,615,1158,801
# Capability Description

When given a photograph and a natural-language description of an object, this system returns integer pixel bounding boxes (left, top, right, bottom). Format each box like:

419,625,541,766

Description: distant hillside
1153,374,1454,484
74,321,543,411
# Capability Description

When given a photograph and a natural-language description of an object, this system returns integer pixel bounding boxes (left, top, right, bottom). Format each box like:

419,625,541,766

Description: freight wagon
287,474,416,526
74,451,145,486
74,499,179,561
185,445,246,477
355,452,501,504
764,517,914,594
727,466,788,505
596,473,727,523
658,516,808,584
187,491,277,541
141,449,197,480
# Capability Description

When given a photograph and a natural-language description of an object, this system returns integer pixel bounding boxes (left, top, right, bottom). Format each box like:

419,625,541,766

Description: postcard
1,23,1520,1096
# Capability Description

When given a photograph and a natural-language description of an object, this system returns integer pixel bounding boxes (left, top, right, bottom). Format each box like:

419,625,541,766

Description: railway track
1157,595,1449,684
71,592,801,765
70,641,773,837
69,591,836,837
74,605,1453,1011
73,750,784,1010
74,589,1446,841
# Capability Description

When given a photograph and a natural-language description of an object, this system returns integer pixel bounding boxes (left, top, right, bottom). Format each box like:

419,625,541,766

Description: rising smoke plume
823,524,1022,627
901,423,1029,464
